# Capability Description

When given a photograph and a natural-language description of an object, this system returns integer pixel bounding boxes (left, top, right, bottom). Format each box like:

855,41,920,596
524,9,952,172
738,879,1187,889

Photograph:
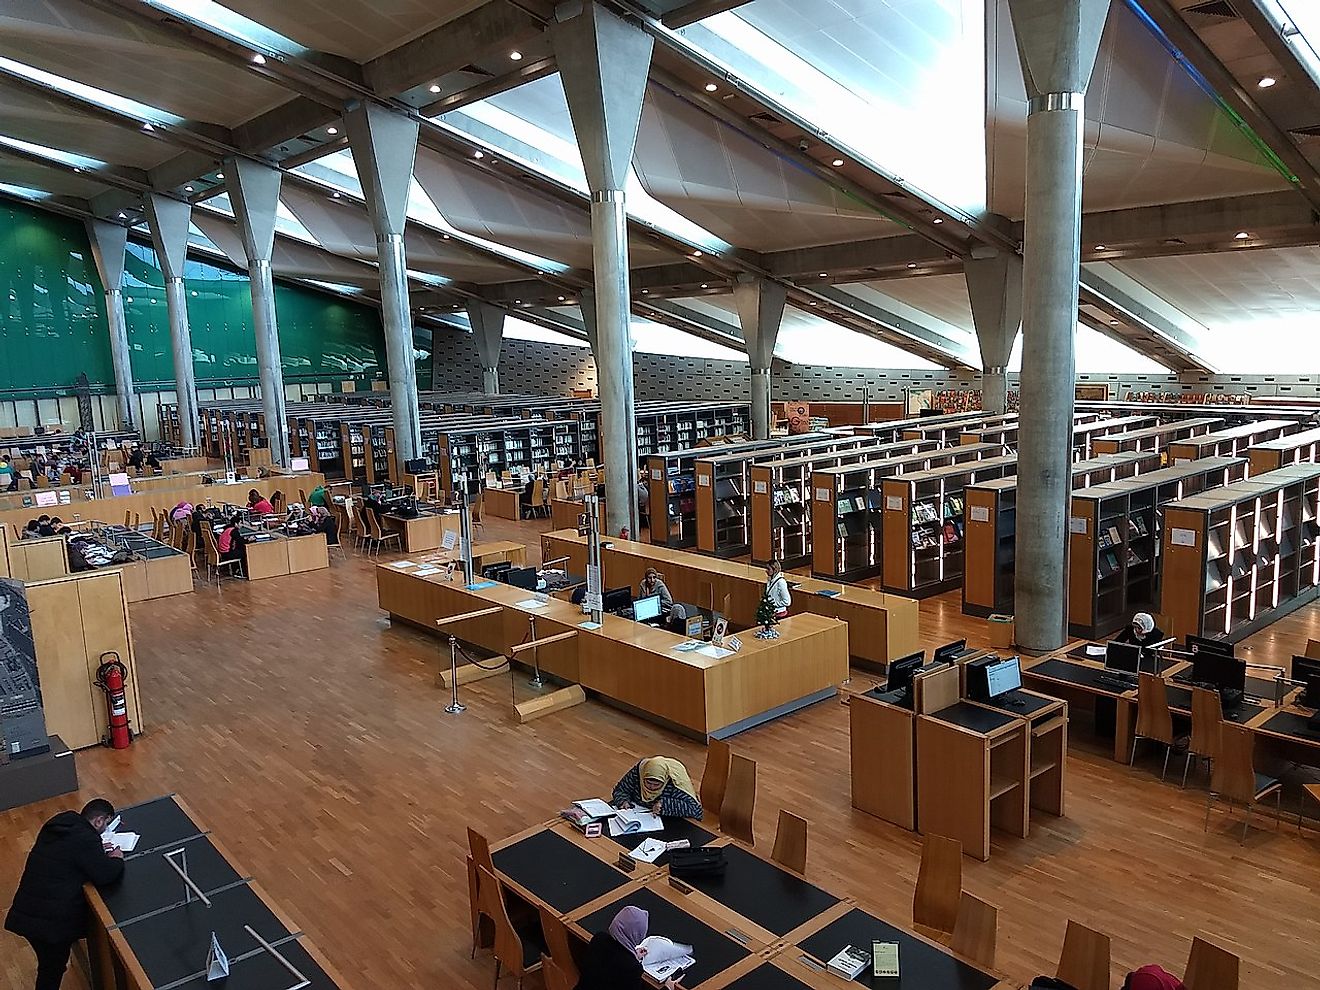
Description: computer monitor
985,657,1022,699
633,594,662,623
685,615,704,639
886,652,925,696
1185,634,1234,658
1303,673,1320,707
933,639,967,664
1293,655,1320,687
482,561,512,581
602,587,632,614
1105,641,1143,674
506,566,538,591
1193,653,1246,694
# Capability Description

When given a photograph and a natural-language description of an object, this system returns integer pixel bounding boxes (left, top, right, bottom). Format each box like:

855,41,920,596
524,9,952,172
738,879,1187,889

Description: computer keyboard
1096,674,1137,690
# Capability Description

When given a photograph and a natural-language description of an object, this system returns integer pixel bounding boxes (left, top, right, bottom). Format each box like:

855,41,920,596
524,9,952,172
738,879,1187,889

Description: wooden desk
471,540,527,569
9,535,69,581
376,562,848,738
540,529,919,669
243,536,290,580
287,532,329,573
111,553,193,603
241,532,329,580
850,689,917,829
484,486,521,519
1021,645,1139,763
382,509,460,552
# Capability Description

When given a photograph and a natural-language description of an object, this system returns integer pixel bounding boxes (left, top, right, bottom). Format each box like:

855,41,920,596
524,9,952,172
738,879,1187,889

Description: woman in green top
308,484,328,507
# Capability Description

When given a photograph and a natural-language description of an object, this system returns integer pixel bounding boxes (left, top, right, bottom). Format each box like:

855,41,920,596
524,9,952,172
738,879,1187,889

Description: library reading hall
8,2,1320,989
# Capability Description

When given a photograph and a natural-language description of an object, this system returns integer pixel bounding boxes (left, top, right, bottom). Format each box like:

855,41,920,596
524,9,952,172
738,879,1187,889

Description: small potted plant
754,588,780,639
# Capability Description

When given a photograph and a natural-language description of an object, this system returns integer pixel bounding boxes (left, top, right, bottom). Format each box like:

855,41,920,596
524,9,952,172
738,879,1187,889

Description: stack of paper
638,936,694,981
104,831,139,852
628,838,668,863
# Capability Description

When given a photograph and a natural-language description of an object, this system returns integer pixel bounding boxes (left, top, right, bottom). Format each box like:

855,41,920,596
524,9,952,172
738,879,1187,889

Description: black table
929,702,1016,735
98,835,245,925
799,908,1000,990
678,844,839,937
171,936,340,990
493,828,630,913
116,794,205,856
724,960,819,989
1029,658,1129,695
605,817,714,865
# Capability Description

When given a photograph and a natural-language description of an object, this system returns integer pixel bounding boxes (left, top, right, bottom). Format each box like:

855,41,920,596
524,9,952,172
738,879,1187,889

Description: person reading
217,514,247,574
574,906,683,990
611,756,703,819
1116,611,1164,648
247,489,275,515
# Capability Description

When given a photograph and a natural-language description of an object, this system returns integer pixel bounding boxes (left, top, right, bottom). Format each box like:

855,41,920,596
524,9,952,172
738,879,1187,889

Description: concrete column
226,158,290,465
1008,0,1111,652
85,219,134,429
965,250,1023,416
579,288,599,354
143,194,199,449
732,276,786,439
346,102,424,462
466,300,506,394
553,1,654,538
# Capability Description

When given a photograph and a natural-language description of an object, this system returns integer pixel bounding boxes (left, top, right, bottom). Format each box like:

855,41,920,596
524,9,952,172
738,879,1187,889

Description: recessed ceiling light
473,150,484,159
514,299,521,304
509,51,523,61
429,84,441,94
906,263,917,269
118,212,126,219
691,250,702,257
831,158,844,167
808,301,817,306
641,288,649,294
557,295,566,301
184,185,194,192
72,166,82,172
704,83,718,93
700,283,709,289
441,233,450,239
331,191,341,198
216,171,224,179
1109,319,1119,325
191,290,198,297
252,53,266,65
1094,244,1106,251
142,122,154,131
326,126,338,135
819,272,828,278
932,217,943,224
1235,231,1250,239
1258,76,1277,89
125,296,133,302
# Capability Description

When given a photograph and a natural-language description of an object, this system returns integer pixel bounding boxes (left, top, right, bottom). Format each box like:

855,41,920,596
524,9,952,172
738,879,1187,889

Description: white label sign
1171,527,1197,547
586,563,602,596
698,475,710,487
885,495,903,511
651,468,663,480
1069,516,1088,535
815,487,831,503
969,505,990,523
753,481,767,494
442,531,458,550
584,592,603,613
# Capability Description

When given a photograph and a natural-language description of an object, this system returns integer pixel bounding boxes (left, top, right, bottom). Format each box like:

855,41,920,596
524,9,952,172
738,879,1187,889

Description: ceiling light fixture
126,296,133,302
1258,75,1276,89
326,126,338,135
191,290,198,297
441,233,450,239
932,217,943,224
641,288,649,294
700,283,709,289
557,295,566,301
509,51,523,61
473,150,484,159
819,272,828,278
831,158,844,167
691,250,702,257
429,84,441,94
1094,244,1106,251
118,212,126,219
184,185,194,192
252,53,266,65
142,122,154,131
331,191,341,198
906,263,917,269
1235,231,1250,239
808,301,817,306
704,82,718,92
216,171,224,179
1109,319,1119,325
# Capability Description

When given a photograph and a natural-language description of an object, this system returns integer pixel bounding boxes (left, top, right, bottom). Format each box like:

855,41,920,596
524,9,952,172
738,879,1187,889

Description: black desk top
929,702,1016,734
118,882,293,989
983,689,1055,718
1028,659,1127,695
1065,644,1176,674
171,937,339,990
799,908,999,990
493,829,629,913
579,885,751,987
725,960,817,990
118,795,204,857
1164,686,1266,724
100,835,244,927
1260,710,1320,744
862,687,910,708
679,844,839,937
605,817,714,865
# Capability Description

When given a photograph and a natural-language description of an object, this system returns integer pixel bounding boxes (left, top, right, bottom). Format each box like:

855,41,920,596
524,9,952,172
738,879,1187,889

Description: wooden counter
242,532,330,581
382,509,461,551
539,529,919,669
375,562,848,738
111,552,194,602
8,535,69,582
485,485,522,520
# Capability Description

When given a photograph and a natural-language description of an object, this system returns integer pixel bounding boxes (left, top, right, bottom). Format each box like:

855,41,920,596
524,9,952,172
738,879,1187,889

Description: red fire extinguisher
95,653,133,749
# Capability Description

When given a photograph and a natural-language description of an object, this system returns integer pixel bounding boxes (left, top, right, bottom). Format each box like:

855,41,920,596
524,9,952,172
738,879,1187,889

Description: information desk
539,529,919,670
375,561,848,738
488,818,1011,990
84,794,354,990
381,507,460,551
238,530,330,581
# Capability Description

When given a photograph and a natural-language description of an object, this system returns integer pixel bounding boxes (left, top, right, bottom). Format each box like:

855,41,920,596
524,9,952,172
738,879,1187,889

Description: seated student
611,756,703,819
216,514,247,574
308,506,339,545
308,484,329,508
638,567,673,615
1120,966,1184,990
247,489,275,516
1116,611,1164,649
21,520,41,540
170,500,194,523
36,515,55,537
574,906,684,990
49,517,71,536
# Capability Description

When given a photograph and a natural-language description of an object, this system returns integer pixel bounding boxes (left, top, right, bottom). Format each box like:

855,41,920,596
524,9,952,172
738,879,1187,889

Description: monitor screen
602,587,632,613
1193,653,1246,694
985,657,1022,698
1105,641,1142,674
483,562,512,580
506,567,538,591
633,594,661,622
1186,634,1234,658
886,652,925,694
1293,656,1320,685
933,639,967,664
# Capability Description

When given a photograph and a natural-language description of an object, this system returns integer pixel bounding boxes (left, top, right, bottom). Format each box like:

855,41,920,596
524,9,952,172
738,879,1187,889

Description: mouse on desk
1005,697,1027,709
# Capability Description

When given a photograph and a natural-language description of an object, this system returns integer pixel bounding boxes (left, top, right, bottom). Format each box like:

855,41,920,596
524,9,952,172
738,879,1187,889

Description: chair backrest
124,510,133,526
540,955,573,990
699,738,731,823
476,865,525,979
1056,920,1111,990
1135,672,1174,744
184,527,198,559
467,827,495,875
1184,934,1240,990
531,478,544,507
1211,724,1259,805
1189,686,1224,760
367,508,386,541
538,905,579,986
201,524,221,566
950,892,997,970
1306,638,1320,660
720,754,757,844
299,488,309,505
272,490,285,512
913,834,963,937
771,810,808,874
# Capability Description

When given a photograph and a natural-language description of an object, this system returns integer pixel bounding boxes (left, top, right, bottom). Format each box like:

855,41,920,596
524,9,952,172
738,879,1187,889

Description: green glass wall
0,198,389,393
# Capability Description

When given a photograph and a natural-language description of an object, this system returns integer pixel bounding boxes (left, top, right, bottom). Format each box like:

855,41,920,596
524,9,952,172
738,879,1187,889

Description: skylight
631,316,748,361
0,183,52,202
775,308,940,370
505,316,591,349
0,135,106,172
1259,1,1320,91
1007,325,1168,374
0,56,182,126
143,0,308,55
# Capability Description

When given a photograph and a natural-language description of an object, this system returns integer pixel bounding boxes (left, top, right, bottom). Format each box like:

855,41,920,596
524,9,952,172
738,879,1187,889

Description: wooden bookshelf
847,411,1006,443
961,450,1161,618
1089,417,1224,457
901,413,1018,444
1248,424,1320,475
809,443,1004,582
1165,419,1296,464
647,438,789,549
880,454,1020,598
1066,456,1248,640
1162,463,1320,643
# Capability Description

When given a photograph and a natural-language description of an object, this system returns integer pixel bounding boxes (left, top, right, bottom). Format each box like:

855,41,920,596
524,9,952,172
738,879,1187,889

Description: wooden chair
366,508,401,557
539,955,572,990
124,510,133,527
473,490,486,533
34,474,48,488
912,834,962,941
699,738,731,825
1305,638,1320,660
466,830,496,959
1056,920,1111,990
352,503,374,554
771,810,808,873
184,527,199,573
524,479,545,519
201,525,241,584
299,487,310,506
950,892,997,970
149,507,161,540
1205,723,1282,843
476,864,536,989
539,480,551,517
1131,672,1175,779
1183,686,1224,787
720,754,757,844
537,906,578,987
1184,933,1240,990
271,490,285,514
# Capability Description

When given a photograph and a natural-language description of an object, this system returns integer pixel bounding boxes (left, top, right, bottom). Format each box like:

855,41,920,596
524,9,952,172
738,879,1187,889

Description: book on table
609,808,664,836
637,936,694,981
826,944,869,979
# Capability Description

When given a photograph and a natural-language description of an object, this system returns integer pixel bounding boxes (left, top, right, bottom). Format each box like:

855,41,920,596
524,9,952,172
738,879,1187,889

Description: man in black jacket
5,798,125,990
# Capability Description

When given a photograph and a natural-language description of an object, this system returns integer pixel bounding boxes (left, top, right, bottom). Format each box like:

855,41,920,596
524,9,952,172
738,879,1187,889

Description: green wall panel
0,198,388,394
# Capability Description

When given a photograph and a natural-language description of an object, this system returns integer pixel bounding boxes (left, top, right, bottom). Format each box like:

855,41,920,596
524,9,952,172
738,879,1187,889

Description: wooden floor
3,514,1320,990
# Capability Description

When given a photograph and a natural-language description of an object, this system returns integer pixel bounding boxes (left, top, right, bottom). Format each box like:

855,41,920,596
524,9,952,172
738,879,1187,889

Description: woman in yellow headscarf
611,755,703,819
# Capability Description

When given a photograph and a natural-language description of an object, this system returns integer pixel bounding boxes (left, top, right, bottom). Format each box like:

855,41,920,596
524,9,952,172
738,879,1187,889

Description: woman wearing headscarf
1117,611,1165,648
611,756,703,819
1119,965,1185,990
574,906,684,990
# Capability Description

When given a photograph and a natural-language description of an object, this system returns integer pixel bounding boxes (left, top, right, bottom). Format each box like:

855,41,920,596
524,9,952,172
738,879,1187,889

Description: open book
638,936,694,981
609,808,664,836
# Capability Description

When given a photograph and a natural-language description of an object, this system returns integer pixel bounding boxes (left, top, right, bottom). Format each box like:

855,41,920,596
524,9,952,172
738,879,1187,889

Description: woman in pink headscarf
574,905,683,990
1121,965,1185,990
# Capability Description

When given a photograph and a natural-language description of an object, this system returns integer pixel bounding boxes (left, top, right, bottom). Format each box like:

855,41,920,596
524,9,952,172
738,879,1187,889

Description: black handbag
668,847,726,879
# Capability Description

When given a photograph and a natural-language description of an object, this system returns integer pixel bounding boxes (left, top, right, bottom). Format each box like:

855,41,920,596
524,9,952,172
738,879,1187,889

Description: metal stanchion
445,634,466,714
527,615,544,688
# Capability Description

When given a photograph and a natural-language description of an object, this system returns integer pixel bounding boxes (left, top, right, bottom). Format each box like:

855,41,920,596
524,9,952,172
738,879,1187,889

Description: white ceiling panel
988,0,1288,216
848,275,976,336
0,86,175,170
0,153,114,199
632,85,902,252
190,211,380,287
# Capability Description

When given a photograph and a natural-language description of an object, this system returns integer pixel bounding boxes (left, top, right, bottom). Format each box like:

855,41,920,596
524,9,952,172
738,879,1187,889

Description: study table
540,529,919,670
487,816,1014,989
381,505,461,551
236,528,330,580
375,558,848,739
484,485,522,520
83,794,354,990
